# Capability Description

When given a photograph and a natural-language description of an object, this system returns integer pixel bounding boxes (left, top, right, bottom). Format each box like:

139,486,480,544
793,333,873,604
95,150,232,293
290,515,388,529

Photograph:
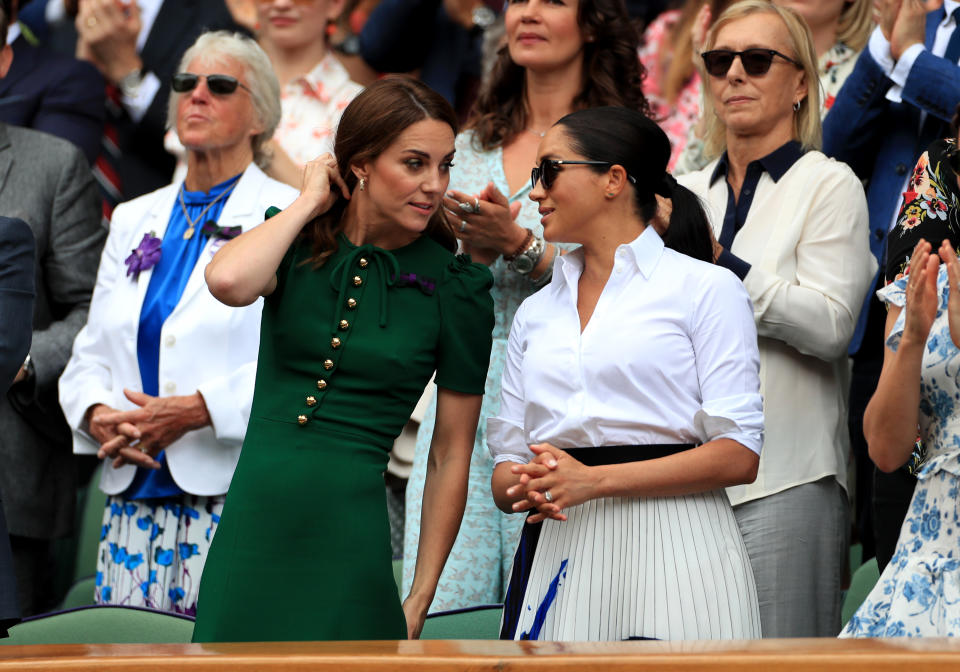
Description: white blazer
59,163,299,496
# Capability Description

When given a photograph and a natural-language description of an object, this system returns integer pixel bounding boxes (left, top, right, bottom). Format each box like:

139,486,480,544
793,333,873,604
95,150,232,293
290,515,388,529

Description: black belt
564,443,695,466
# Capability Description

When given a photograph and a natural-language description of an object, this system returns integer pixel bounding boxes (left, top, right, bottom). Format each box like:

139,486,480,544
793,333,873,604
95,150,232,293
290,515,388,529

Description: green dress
191,231,494,642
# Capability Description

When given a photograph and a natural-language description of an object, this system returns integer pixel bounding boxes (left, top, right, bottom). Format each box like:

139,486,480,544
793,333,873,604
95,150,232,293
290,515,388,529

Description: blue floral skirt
95,494,224,615
841,469,960,637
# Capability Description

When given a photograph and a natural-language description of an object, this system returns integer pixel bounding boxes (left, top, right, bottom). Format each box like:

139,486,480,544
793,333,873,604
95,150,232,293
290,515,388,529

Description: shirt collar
290,52,348,100
555,226,664,288
709,140,805,186
944,0,960,25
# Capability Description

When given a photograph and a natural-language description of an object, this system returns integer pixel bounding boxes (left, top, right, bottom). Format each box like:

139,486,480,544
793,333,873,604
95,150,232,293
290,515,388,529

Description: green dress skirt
192,232,493,642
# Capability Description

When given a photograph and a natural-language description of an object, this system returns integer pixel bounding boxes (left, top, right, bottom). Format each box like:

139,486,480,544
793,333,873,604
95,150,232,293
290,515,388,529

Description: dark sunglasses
700,48,802,78
531,159,637,191
171,72,251,95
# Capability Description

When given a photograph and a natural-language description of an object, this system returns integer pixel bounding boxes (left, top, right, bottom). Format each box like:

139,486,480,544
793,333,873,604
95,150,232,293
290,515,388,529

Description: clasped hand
903,239,960,348
87,389,211,470
506,444,596,524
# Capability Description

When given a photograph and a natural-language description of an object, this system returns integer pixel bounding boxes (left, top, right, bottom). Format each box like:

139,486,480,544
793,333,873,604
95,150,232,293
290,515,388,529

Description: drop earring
793,100,801,112
358,177,366,191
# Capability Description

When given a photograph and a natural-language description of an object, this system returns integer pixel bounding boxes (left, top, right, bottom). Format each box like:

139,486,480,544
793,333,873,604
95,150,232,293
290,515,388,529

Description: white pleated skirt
501,489,761,640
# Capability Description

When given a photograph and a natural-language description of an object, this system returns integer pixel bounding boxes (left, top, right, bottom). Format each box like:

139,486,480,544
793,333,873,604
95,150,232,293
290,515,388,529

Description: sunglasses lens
206,75,240,94
702,52,733,77
741,50,775,76
171,73,198,92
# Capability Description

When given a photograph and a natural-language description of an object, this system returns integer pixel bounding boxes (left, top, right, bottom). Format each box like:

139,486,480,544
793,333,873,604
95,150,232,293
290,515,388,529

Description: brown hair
660,0,734,105
302,76,459,266
468,0,650,151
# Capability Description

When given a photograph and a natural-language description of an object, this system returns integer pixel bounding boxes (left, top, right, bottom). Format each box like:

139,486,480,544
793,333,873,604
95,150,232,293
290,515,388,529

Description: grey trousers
733,477,849,638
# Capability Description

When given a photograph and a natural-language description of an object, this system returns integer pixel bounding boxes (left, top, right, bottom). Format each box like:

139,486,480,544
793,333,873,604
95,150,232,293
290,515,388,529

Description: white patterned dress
401,131,556,611
842,267,960,637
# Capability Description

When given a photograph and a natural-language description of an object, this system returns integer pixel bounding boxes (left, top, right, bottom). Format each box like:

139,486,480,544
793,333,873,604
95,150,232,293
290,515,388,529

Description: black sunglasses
171,72,252,95
700,48,802,78
531,159,637,191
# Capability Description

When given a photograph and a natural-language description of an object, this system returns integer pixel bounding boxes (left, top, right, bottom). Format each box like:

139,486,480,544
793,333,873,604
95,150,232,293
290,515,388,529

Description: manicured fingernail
548,460,557,468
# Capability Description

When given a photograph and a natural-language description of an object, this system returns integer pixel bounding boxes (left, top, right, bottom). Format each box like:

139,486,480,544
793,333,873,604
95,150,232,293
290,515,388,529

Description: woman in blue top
59,31,298,615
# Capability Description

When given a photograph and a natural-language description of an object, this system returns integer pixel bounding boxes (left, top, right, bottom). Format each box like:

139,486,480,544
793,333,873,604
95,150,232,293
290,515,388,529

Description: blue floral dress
401,131,554,610
842,265,960,637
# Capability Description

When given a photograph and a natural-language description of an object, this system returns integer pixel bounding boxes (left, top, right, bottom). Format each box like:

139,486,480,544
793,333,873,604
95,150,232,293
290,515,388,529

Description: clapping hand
888,0,944,60
939,239,960,347
903,240,940,347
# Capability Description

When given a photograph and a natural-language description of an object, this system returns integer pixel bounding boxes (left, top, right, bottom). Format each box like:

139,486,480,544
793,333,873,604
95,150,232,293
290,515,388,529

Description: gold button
323,359,334,370
346,298,357,309
297,414,308,426
352,275,363,287
339,319,349,330
306,396,317,407
331,337,341,349
317,379,327,390
359,257,369,268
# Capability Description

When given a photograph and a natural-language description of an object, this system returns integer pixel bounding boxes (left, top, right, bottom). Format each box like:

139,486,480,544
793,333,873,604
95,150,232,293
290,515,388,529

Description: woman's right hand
940,239,960,347
903,240,940,347
299,153,351,221
691,4,712,66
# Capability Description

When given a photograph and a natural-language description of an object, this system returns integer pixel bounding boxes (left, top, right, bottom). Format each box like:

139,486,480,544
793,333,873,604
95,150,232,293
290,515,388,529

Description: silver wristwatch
507,234,545,275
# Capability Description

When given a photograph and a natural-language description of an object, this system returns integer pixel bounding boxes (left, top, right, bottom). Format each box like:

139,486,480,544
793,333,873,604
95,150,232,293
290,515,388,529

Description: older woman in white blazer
675,1,875,637
59,31,298,615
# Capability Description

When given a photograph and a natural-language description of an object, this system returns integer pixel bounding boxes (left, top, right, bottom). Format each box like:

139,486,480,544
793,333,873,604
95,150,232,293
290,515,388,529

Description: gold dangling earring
359,177,366,191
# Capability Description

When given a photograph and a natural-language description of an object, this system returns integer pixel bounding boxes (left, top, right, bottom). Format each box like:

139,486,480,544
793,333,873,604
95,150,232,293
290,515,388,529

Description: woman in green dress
194,76,494,641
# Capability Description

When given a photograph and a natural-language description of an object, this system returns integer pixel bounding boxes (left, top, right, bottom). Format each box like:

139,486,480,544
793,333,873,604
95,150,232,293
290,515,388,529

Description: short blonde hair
699,0,822,160
166,31,281,169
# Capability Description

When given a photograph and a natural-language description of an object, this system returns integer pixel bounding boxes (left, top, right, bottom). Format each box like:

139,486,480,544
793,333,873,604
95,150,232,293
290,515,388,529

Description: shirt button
339,319,350,330
297,414,308,426
896,163,907,175
331,337,341,349
352,275,363,287
164,382,176,394
317,379,328,390
874,229,884,241
323,359,334,370
346,298,357,309
164,335,176,347
358,257,369,268
306,396,317,407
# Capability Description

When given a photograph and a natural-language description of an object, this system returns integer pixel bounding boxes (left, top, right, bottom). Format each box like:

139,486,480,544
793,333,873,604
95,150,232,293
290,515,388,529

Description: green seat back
1,605,194,645
60,576,97,610
74,486,108,584
421,605,502,640
841,556,880,627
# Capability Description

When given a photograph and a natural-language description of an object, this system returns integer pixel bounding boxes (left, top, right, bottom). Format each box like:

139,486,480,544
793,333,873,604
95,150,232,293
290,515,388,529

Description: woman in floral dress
843,136,960,637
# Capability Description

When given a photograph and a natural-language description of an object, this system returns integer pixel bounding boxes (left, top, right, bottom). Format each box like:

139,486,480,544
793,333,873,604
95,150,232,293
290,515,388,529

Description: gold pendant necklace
179,184,233,240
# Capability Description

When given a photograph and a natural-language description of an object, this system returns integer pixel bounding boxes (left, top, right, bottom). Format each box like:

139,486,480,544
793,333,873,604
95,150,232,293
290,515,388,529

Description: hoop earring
793,100,801,112
358,177,366,191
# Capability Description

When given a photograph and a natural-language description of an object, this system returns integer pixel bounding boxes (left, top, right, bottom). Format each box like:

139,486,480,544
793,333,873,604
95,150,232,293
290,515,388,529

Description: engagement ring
544,490,553,503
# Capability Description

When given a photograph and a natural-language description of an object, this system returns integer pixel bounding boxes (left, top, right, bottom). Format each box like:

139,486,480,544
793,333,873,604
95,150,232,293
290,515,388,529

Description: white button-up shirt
488,227,764,465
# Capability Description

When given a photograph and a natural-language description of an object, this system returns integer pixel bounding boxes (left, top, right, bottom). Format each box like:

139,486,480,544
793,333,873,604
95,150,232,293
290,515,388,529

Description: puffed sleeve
435,254,494,394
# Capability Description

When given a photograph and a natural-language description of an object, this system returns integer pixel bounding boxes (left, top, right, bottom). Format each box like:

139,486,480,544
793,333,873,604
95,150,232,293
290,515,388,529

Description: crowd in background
0,0,957,642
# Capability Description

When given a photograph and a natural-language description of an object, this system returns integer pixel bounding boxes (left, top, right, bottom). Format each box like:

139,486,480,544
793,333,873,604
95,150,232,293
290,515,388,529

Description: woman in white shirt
676,0,875,636
489,106,764,641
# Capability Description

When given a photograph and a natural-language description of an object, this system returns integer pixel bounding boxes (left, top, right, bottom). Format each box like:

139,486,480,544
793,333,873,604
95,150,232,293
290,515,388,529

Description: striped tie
93,84,124,227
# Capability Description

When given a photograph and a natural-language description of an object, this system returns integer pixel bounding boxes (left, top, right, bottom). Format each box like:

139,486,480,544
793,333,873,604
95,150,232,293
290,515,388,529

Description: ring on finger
544,490,553,503
458,201,478,215
139,444,148,454
459,220,467,233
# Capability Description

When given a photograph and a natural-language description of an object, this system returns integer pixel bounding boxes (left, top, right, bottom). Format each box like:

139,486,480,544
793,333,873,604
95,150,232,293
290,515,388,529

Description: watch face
513,253,535,274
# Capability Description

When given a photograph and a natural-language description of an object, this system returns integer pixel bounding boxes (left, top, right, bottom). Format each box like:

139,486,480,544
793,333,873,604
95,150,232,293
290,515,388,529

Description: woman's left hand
95,389,211,468
401,593,429,639
510,444,597,523
940,239,960,347
445,183,524,259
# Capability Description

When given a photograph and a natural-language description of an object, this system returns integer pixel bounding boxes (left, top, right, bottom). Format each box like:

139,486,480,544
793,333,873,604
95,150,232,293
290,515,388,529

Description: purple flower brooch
125,232,162,279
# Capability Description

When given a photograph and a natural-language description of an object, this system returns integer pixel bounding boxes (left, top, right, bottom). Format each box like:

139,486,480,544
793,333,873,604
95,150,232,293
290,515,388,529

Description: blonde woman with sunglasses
676,0,875,637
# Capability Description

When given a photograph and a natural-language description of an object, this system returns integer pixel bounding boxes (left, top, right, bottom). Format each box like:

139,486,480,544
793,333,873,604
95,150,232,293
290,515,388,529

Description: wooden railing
3,638,960,671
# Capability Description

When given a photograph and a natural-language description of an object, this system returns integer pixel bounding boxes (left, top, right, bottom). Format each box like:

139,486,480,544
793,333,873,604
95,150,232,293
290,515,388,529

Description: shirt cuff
121,71,161,124
868,26,896,76
889,42,925,88
717,248,751,280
